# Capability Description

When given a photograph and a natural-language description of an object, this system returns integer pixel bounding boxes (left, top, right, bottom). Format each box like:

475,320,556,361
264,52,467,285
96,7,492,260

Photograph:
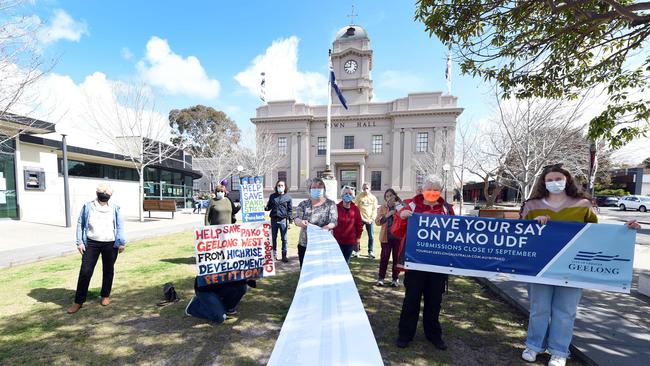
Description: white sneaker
375,279,384,286
548,355,566,366
352,251,359,258
185,295,196,316
368,251,376,259
521,348,538,362
391,279,400,287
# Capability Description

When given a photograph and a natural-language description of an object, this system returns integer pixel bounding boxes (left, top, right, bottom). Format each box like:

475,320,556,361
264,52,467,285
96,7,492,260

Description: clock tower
331,25,373,105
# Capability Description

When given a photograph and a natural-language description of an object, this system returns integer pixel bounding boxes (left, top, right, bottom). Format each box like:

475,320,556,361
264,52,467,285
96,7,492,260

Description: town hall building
251,24,463,199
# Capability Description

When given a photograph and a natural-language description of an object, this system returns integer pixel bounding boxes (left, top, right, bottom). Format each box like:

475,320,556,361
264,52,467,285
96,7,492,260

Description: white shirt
87,201,116,242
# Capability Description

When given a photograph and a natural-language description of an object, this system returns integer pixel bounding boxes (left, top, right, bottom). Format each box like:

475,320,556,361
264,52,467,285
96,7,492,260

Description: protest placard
240,176,265,223
405,213,636,293
194,221,274,287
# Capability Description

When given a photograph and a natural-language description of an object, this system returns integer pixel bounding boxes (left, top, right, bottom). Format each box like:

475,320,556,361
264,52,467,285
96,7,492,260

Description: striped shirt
521,197,598,224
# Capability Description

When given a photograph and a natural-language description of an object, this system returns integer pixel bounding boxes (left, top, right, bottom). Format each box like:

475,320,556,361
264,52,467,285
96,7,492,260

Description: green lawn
0,225,584,365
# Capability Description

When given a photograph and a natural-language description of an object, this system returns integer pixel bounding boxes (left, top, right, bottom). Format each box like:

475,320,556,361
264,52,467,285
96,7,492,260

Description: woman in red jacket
333,186,363,263
391,175,454,351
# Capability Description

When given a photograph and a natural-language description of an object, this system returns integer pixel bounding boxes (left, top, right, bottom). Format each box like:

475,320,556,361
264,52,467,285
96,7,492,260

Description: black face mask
97,192,111,202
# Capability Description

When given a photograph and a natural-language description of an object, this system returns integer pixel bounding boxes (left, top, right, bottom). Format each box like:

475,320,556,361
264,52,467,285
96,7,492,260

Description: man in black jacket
264,180,292,262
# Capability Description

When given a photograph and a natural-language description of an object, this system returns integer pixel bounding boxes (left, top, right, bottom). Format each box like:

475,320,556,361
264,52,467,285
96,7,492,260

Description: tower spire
347,4,358,25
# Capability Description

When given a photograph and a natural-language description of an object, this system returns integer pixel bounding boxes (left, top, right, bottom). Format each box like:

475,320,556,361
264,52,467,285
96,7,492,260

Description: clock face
344,59,358,74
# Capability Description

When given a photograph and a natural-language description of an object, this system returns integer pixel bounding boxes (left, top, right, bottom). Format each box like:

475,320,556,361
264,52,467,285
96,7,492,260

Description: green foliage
595,188,629,196
168,105,240,157
415,0,650,148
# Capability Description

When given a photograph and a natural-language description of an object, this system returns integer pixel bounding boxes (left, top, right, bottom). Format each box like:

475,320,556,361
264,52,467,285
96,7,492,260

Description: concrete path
0,210,205,269
486,214,650,366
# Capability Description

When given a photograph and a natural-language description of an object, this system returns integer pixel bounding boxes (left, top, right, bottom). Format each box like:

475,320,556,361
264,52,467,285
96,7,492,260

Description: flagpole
326,50,333,173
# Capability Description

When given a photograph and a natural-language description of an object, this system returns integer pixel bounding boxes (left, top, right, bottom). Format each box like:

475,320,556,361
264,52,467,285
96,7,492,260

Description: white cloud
38,9,88,45
121,47,133,60
234,36,327,104
137,36,220,99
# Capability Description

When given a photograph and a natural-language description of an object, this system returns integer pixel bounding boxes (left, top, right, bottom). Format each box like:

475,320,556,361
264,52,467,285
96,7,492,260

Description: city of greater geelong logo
573,251,631,262
568,251,630,275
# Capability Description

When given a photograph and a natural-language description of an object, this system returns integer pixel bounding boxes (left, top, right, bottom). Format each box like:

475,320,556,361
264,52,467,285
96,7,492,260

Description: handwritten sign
240,176,265,222
194,222,274,287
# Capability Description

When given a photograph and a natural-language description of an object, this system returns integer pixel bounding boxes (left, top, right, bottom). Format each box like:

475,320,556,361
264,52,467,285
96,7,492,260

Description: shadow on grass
1,261,300,366
160,257,196,265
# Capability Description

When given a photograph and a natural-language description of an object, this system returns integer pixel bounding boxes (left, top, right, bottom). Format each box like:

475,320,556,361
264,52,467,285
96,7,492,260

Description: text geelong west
416,215,546,249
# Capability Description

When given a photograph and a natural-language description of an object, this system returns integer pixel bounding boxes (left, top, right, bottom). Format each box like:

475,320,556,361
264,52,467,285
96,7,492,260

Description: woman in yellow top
520,164,640,366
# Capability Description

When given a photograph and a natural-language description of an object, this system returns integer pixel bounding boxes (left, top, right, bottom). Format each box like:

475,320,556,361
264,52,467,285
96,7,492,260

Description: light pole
442,163,451,203
55,124,71,227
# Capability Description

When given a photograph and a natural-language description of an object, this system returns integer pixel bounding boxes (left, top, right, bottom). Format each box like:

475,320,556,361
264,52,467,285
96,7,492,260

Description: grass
0,224,585,365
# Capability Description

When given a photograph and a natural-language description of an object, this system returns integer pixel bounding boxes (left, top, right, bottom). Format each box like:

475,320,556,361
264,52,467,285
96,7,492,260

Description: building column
391,128,401,190
290,133,299,191
13,135,22,220
402,129,413,192
360,161,366,188
299,130,310,190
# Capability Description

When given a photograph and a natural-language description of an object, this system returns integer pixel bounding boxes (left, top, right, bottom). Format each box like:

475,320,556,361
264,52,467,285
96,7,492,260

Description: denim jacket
76,201,126,248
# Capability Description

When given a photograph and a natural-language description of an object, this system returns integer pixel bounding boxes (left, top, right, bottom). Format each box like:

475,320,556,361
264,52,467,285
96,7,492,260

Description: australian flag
330,71,348,110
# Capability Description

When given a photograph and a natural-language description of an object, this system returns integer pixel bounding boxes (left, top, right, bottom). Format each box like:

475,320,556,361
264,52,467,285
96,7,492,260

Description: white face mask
277,187,285,194
545,180,566,194
216,192,225,199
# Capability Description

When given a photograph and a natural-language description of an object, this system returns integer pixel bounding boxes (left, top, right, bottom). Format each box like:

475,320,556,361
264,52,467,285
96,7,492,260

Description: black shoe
282,253,288,263
430,338,448,351
395,338,409,348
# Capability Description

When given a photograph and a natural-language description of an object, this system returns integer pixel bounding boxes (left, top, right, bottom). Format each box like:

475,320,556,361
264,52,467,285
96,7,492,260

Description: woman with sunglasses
520,164,641,366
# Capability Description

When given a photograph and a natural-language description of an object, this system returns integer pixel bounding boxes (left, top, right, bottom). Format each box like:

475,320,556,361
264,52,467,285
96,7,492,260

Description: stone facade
251,24,463,199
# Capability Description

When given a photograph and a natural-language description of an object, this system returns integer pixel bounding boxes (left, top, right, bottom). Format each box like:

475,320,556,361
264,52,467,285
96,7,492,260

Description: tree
0,0,48,148
85,82,179,222
168,105,240,157
415,0,650,148
237,128,284,182
453,120,477,213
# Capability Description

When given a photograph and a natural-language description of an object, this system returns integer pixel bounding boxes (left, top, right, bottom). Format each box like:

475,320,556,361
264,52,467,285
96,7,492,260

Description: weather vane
347,4,358,25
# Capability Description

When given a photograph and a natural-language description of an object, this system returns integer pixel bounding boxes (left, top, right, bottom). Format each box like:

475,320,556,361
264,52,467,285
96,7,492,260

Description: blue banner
405,214,636,293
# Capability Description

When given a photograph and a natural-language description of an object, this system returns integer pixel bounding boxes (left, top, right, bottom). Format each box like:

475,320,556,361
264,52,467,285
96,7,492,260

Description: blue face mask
545,180,566,194
342,194,353,202
310,188,324,199
277,187,285,194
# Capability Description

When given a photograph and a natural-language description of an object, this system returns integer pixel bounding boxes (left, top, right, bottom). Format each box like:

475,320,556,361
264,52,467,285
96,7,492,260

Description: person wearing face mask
391,174,454,351
294,178,338,267
265,180,293,263
354,182,379,259
205,185,233,226
519,164,641,366
375,188,403,287
220,179,240,224
67,183,126,314
333,186,363,263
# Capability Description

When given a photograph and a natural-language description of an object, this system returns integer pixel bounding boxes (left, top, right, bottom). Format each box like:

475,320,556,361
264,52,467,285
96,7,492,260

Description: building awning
0,113,56,135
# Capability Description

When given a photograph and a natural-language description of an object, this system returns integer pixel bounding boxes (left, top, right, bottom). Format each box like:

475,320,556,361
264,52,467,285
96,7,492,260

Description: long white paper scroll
267,225,384,366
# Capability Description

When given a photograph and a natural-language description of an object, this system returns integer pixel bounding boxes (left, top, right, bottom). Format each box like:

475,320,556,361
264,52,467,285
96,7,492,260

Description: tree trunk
139,168,144,222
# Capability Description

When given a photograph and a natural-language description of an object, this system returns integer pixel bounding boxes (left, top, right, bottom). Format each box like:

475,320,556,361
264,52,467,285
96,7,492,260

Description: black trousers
74,239,119,304
298,245,307,267
398,270,446,342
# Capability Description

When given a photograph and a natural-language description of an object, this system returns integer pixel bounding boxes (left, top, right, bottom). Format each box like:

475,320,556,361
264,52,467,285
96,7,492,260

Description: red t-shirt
333,202,363,245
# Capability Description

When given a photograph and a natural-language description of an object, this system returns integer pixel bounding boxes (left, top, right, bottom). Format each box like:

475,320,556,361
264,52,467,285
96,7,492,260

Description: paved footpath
485,213,650,366
0,211,205,269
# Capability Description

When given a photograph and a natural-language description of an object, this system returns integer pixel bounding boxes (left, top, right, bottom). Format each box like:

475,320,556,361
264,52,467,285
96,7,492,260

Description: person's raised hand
400,210,413,219
625,220,641,231
533,215,550,225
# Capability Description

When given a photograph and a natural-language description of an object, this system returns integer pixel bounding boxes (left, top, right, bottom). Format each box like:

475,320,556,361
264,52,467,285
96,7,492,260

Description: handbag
157,282,179,306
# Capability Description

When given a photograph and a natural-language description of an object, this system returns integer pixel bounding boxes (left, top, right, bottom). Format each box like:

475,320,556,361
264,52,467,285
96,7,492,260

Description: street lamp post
55,124,71,228
442,163,451,203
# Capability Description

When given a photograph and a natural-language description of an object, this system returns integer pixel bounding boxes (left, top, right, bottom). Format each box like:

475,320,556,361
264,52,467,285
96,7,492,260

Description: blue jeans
339,244,354,263
271,218,288,254
364,222,374,253
187,283,247,323
525,283,582,357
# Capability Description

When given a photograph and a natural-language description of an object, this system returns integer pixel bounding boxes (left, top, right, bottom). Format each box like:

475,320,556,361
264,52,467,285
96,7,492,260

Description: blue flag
330,71,348,110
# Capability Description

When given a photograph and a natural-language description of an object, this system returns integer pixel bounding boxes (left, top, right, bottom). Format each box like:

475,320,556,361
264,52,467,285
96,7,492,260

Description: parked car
618,195,650,212
595,195,619,207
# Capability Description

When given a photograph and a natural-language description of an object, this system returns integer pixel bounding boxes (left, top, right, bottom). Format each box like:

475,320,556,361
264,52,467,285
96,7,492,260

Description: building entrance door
0,136,18,219
340,169,358,191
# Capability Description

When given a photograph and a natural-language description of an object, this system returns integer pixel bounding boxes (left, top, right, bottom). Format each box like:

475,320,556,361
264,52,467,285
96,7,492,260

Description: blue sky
29,0,493,132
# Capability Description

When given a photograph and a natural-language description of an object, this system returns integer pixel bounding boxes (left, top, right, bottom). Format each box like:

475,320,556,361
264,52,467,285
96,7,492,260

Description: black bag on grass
157,282,179,306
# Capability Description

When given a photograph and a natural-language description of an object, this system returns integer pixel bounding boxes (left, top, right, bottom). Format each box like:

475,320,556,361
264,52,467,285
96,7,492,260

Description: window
278,171,287,183
317,137,327,156
416,170,425,188
278,137,288,155
344,136,354,149
371,171,382,191
58,158,139,182
416,132,428,152
372,135,383,154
